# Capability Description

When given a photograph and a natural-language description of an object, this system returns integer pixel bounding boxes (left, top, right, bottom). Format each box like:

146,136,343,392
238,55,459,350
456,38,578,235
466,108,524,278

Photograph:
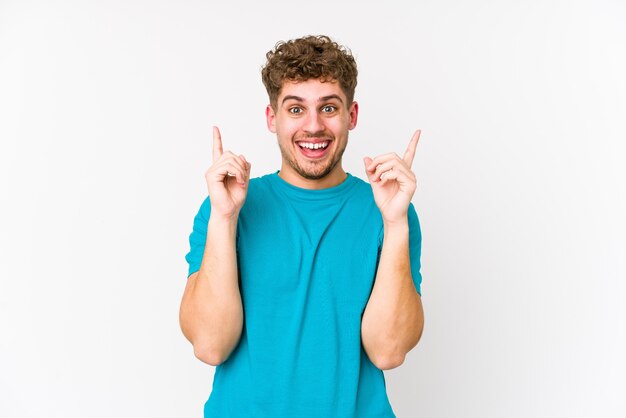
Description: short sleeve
408,203,423,296
184,196,212,278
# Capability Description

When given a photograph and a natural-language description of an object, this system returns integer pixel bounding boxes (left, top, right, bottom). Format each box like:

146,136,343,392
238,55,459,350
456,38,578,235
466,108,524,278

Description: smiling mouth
295,140,331,159
297,140,330,150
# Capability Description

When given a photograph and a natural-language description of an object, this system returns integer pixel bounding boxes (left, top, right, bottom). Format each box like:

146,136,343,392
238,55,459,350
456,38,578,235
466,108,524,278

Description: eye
321,105,336,113
289,107,303,114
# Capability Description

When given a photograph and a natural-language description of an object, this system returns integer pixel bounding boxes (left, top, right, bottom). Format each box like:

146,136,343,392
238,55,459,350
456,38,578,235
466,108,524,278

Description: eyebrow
281,94,345,106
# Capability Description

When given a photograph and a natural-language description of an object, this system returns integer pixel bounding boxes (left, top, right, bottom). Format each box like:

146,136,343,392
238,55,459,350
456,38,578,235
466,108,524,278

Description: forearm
361,219,424,370
180,216,244,366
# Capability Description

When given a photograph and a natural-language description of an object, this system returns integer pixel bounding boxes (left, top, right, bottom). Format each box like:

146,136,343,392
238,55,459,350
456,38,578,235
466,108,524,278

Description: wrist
382,215,409,232
208,212,240,232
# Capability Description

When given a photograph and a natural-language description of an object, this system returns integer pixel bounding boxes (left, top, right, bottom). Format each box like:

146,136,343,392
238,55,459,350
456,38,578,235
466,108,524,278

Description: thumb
240,155,251,172
363,157,375,181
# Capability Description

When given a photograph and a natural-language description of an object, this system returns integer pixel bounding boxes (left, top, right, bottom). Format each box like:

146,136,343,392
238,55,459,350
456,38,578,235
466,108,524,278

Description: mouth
296,140,331,159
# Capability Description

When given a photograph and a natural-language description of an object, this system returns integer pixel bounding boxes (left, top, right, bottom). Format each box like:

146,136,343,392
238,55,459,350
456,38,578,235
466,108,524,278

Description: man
180,35,424,417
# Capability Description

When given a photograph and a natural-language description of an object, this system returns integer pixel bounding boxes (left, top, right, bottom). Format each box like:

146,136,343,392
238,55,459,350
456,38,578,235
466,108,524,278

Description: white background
1,0,625,417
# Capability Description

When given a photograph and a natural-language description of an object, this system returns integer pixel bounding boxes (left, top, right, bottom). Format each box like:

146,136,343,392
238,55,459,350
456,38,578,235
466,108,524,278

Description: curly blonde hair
261,35,358,109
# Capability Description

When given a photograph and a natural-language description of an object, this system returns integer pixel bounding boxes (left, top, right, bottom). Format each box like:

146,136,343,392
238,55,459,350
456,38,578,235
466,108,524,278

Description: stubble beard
278,136,347,181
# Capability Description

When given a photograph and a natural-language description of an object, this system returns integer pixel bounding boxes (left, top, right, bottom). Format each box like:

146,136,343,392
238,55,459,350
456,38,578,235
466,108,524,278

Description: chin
295,161,339,180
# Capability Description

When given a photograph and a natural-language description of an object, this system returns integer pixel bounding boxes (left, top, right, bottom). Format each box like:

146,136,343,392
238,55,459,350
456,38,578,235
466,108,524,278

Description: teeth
299,141,329,150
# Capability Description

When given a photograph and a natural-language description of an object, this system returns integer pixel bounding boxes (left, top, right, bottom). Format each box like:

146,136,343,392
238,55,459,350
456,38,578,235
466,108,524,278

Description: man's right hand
204,126,251,220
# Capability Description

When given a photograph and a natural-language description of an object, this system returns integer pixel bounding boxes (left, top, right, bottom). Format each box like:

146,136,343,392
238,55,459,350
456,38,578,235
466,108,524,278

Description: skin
178,127,250,366
361,129,424,369
179,78,424,370
265,79,357,189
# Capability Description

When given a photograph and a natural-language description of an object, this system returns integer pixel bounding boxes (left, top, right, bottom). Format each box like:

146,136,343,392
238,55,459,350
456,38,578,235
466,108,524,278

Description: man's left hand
364,130,420,225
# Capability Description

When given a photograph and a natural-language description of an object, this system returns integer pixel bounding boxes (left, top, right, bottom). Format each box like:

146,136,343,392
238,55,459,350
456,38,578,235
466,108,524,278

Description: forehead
277,79,346,104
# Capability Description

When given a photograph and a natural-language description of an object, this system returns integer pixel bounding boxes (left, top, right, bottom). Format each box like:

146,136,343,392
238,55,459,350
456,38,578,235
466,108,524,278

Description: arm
180,217,243,366
361,219,424,370
179,126,251,366
361,130,425,370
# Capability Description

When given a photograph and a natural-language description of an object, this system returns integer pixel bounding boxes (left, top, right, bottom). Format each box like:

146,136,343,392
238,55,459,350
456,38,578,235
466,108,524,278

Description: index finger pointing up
403,129,421,167
212,126,223,163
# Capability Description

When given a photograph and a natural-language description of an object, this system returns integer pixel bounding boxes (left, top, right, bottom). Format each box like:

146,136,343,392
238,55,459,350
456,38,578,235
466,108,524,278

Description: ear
266,104,277,133
348,101,359,130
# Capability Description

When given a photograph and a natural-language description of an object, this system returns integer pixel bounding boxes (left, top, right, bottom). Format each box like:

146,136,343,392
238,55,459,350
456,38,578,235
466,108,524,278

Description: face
266,79,358,189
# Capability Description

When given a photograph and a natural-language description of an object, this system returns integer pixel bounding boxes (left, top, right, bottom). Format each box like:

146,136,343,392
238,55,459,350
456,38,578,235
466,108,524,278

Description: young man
180,35,424,417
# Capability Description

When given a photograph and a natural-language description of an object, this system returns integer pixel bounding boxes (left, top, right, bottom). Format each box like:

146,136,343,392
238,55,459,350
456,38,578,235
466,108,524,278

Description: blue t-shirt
185,172,422,418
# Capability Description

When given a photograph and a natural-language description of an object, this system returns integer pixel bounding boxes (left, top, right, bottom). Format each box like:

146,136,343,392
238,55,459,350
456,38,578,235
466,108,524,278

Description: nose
303,111,324,134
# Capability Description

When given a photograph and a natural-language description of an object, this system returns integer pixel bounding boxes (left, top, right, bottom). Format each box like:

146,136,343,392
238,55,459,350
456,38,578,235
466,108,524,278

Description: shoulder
349,174,371,190
193,194,212,220
343,175,382,224
239,173,282,214
246,172,277,199
346,174,377,203
248,173,274,189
